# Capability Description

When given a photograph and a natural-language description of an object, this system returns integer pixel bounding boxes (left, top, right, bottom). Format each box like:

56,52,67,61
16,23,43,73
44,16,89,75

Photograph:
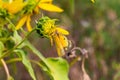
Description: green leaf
12,31,26,48
25,40,46,62
12,31,22,44
41,57,69,80
25,41,69,80
14,49,36,80
0,41,4,57
5,39,15,49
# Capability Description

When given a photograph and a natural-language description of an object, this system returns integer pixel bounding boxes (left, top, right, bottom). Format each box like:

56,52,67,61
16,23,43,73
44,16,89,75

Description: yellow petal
26,15,32,31
16,15,28,30
56,27,69,35
40,0,52,3
59,35,69,48
0,0,3,8
53,35,65,56
34,6,39,14
50,36,53,46
3,0,26,14
39,3,63,12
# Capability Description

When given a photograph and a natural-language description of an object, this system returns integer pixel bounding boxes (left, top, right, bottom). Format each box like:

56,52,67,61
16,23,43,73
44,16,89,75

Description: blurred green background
1,0,120,80
52,0,120,80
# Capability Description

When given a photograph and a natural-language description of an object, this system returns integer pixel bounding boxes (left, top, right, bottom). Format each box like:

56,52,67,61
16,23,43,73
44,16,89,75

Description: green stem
25,41,50,71
30,60,43,68
34,0,41,9
1,17,46,68
6,58,22,64
0,28,36,59
3,17,47,68
27,0,41,14
70,56,81,66
25,40,46,62
5,17,16,30
14,28,36,48
5,58,43,69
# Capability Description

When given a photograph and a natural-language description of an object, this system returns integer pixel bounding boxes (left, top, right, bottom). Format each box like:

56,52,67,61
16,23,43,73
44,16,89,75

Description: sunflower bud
36,16,56,38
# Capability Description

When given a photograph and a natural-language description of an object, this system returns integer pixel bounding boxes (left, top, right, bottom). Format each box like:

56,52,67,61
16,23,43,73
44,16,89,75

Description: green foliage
23,41,69,80
0,0,99,80
0,41,4,57
41,58,69,80
14,49,36,80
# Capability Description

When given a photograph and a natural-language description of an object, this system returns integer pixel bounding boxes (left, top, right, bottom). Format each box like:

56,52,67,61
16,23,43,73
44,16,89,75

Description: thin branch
0,59,10,80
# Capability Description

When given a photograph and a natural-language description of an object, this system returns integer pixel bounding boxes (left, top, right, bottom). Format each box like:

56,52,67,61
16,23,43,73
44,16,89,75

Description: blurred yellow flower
1,0,26,14
16,0,63,31
37,17,69,56
16,14,32,31
0,0,3,8
91,0,95,3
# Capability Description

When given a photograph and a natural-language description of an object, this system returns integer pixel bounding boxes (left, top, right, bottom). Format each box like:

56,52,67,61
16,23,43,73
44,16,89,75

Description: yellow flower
16,0,63,31
1,0,26,14
16,14,32,31
37,16,69,56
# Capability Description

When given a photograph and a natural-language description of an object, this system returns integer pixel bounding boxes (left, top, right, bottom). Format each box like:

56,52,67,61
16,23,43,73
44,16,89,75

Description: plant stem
0,59,10,80
0,28,36,59
30,60,43,68
25,40,46,61
70,56,81,66
6,58,22,64
5,58,43,69
2,17,47,68
5,17,16,30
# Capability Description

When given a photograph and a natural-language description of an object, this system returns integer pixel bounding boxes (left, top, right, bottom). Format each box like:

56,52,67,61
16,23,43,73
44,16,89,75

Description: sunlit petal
26,15,32,31
40,0,52,3
53,35,65,56
39,3,63,12
56,27,69,35
16,15,28,30
59,35,69,48
3,0,26,14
